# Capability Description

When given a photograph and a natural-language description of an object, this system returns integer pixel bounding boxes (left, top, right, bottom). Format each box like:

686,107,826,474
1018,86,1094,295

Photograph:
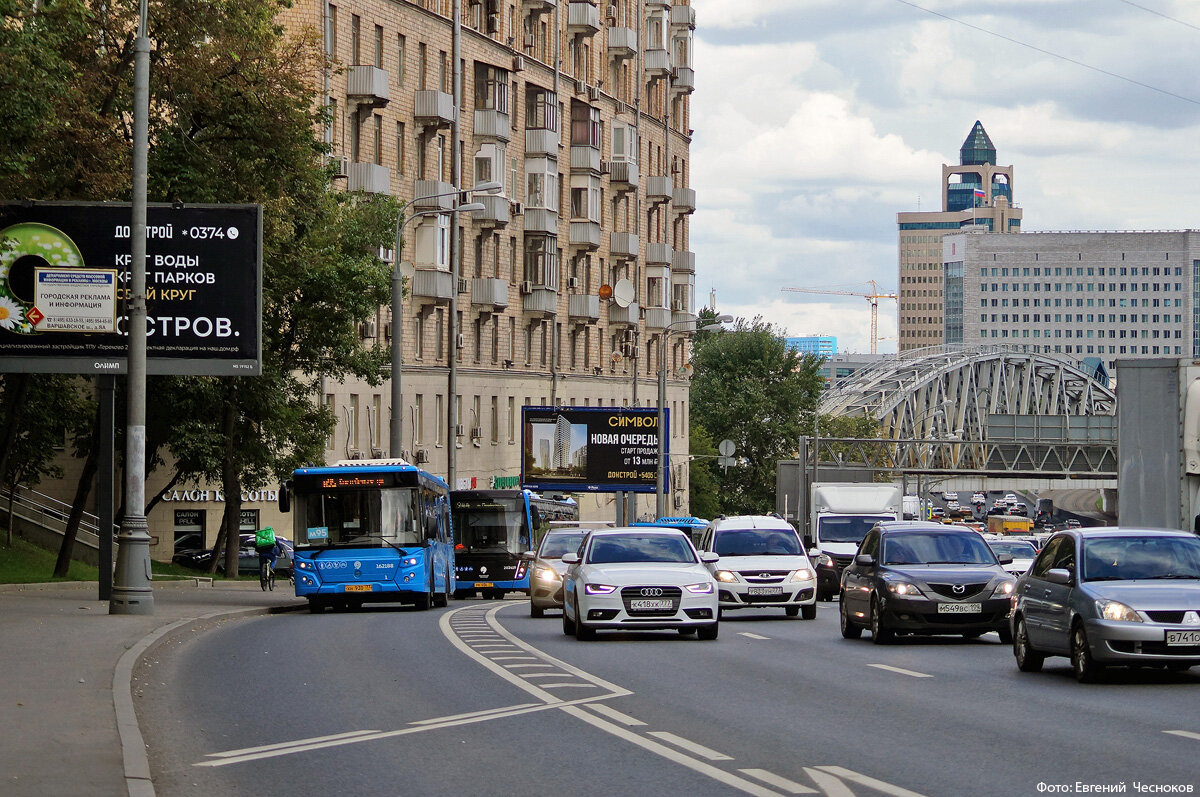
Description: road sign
718,439,736,457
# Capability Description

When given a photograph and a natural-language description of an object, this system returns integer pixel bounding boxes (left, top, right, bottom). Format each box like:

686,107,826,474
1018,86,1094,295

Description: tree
687,423,720,520
690,315,823,516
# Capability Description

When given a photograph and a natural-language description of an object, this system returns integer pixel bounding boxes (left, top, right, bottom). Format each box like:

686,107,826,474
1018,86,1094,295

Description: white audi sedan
561,528,720,640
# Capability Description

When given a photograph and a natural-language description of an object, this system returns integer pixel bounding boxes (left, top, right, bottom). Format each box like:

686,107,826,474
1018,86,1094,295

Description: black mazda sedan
839,521,1016,644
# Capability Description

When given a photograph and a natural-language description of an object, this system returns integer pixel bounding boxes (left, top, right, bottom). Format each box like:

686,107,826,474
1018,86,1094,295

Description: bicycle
259,557,275,591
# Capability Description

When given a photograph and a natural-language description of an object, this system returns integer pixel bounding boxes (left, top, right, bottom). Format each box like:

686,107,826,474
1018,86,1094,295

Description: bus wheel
415,576,433,611
433,569,450,607
307,599,325,614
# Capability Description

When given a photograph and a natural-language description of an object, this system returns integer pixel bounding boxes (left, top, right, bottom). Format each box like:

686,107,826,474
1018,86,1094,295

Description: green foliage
0,535,100,584
687,423,720,520
0,374,91,493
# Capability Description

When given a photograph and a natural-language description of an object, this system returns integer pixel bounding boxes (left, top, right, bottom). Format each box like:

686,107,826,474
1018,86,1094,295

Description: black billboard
0,202,262,375
521,406,669,493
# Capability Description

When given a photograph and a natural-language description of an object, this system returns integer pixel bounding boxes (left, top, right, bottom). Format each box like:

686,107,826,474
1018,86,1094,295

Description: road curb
114,602,305,797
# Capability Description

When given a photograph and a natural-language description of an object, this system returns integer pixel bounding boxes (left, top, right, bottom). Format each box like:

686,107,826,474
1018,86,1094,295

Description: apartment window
414,395,424,444
524,236,558,287
612,123,636,162
570,174,601,221
396,122,406,175
525,157,558,211
348,393,360,451
371,395,382,449
525,87,558,131
325,4,337,56
570,101,600,148
439,50,449,92
373,114,382,165
435,394,443,445
351,14,361,64
435,308,445,361
324,393,336,449
418,42,427,89
507,396,516,443
490,396,499,443
474,63,511,112
475,142,502,186
397,34,406,85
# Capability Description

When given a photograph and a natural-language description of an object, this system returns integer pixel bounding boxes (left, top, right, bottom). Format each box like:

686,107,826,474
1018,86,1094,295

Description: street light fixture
388,183,499,459
656,314,732,517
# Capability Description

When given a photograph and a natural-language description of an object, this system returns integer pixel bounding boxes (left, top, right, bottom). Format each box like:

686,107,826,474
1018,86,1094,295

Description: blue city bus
632,517,709,545
279,459,454,613
450,489,578,598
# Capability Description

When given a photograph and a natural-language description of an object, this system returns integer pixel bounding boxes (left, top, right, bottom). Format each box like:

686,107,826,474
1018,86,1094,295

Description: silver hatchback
1011,528,1200,681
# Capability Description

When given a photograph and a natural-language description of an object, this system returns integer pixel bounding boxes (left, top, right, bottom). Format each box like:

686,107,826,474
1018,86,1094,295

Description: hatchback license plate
747,586,783,596
344,584,373,592
937,602,981,614
1166,629,1200,645
630,599,673,610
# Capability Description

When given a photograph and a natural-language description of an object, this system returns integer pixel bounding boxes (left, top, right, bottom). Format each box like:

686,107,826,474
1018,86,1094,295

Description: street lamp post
656,314,732,518
388,183,500,460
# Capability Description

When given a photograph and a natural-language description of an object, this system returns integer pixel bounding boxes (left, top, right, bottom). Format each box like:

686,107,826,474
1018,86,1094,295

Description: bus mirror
530,507,543,529
279,481,291,513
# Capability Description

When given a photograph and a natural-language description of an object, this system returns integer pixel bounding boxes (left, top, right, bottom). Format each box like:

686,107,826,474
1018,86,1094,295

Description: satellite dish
599,283,613,300
612,279,635,308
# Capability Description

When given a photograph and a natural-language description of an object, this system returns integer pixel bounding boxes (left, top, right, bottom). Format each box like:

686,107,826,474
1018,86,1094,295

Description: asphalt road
136,599,1200,797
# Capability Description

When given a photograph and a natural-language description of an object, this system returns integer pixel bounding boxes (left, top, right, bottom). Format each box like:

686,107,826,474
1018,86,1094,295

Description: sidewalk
0,579,303,797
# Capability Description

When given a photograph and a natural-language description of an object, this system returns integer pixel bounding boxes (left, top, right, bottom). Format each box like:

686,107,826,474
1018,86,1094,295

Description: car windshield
713,528,802,556
988,541,1037,558
883,531,997,566
586,534,697,564
818,516,895,544
1081,535,1200,582
538,532,587,559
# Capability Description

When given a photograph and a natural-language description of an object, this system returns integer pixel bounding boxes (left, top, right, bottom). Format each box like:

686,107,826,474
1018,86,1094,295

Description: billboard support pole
97,375,114,601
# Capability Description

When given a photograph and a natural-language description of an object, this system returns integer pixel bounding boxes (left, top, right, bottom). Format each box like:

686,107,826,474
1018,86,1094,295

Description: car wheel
1166,662,1193,672
870,595,893,644
1013,616,1044,673
531,603,545,618
801,604,817,621
997,626,1013,645
698,622,719,641
678,627,697,635
839,592,862,639
1071,622,1103,683
785,606,800,617
562,596,576,635
574,598,596,640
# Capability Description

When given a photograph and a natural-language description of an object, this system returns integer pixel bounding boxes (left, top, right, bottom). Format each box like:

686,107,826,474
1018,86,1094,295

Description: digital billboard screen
521,406,668,493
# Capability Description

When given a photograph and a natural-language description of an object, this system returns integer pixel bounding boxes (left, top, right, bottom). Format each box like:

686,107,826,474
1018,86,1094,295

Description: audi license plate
747,586,783,596
344,584,373,592
1166,629,1200,645
630,599,673,610
937,602,981,614
474,582,494,588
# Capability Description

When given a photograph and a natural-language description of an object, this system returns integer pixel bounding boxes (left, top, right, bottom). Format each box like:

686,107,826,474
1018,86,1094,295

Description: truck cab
810,483,902,600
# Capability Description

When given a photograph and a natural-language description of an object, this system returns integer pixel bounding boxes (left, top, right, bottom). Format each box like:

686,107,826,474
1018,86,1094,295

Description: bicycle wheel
260,561,268,591
267,564,275,591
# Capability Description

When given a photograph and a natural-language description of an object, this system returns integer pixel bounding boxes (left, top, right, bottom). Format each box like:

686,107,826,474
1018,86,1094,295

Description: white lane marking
562,705,782,797
408,703,542,726
866,664,932,679
647,731,733,761
738,632,771,640
585,704,646,726
739,769,818,794
205,730,381,758
1164,730,1200,742
804,768,855,797
814,766,930,797
502,663,556,669
491,656,537,661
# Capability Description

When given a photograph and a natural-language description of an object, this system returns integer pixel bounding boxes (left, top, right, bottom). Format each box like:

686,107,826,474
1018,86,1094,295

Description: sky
688,0,1200,353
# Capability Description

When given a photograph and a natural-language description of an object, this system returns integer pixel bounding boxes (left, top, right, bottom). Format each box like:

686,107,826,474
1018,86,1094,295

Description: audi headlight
684,582,714,594
884,580,924,596
991,580,1016,598
535,567,560,582
585,583,617,595
791,568,815,582
1096,599,1143,623
714,570,738,583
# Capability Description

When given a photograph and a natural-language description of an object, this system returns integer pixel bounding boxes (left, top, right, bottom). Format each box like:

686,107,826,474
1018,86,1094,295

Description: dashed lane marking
866,664,932,679
804,767,856,797
813,766,929,797
1164,730,1200,742
584,703,646,726
739,632,771,640
648,731,733,761
739,769,818,794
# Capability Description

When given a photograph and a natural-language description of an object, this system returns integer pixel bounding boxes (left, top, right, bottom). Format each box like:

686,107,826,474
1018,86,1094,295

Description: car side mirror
855,554,875,567
561,553,580,565
519,551,537,561
808,548,821,559
997,553,1014,565
1045,568,1072,585
700,551,719,564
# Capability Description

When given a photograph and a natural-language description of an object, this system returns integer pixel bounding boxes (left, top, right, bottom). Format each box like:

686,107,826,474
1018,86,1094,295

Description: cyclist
255,526,281,585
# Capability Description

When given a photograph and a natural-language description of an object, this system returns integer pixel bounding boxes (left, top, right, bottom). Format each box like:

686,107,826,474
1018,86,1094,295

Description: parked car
172,533,293,577
839,521,1016,644
696,515,817,619
561,528,719,640
1011,528,1200,681
522,528,590,617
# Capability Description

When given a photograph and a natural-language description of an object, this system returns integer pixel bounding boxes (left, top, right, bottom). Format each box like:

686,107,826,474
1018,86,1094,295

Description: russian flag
973,187,986,198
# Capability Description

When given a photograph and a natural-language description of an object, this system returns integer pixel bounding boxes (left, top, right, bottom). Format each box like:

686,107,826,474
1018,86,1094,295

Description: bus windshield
296,487,421,547
453,497,527,553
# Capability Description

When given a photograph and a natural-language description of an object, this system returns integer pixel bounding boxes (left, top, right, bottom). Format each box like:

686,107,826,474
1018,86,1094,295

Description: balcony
412,268,453,303
523,0,556,15
347,66,390,107
646,175,673,203
672,66,695,95
671,310,697,332
523,207,559,236
347,162,391,194
567,1,600,36
474,194,511,227
607,26,637,60
608,301,640,326
672,249,695,274
568,294,601,323
473,108,511,143
413,180,455,211
414,90,455,130
609,231,639,259
646,0,671,8
673,186,696,213
569,220,601,249
670,4,696,29
645,241,673,265
526,128,558,158
607,159,638,192
644,307,672,329
570,144,601,173
645,47,670,79
523,286,558,316
471,278,509,310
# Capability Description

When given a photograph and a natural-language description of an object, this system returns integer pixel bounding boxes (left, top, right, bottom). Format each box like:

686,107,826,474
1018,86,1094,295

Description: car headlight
535,567,560,582
790,568,815,582
684,582,714,594
884,579,924,596
584,583,617,595
816,554,833,567
1096,599,1143,623
714,570,738,583
991,580,1016,597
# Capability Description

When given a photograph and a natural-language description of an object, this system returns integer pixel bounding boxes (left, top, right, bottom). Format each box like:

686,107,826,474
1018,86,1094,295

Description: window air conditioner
359,321,377,338
520,280,534,295
378,246,394,262
470,427,483,440
455,333,464,349
523,31,534,48
370,447,384,458
587,84,600,102
607,5,617,24
512,55,525,72
454,424,465,437
383,322,392,340
671,300,684,312
600,161,612,175
673,493,683,509
415,449,430,464
510,201,523,215
347,448,364,460
568,276,580,289
332,155,349,178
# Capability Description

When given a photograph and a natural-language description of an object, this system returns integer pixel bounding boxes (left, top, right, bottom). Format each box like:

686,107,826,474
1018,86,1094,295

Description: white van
695,515,817,619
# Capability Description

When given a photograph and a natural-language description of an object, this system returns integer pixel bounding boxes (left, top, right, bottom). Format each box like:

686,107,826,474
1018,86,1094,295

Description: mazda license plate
747,586,783,596
630,599,673,610
1166,629,1200,646
344,584,373,592
937,602,981,614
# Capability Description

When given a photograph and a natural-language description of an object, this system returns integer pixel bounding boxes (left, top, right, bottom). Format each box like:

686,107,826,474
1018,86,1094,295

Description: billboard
0,202,262,375
521,406,668,493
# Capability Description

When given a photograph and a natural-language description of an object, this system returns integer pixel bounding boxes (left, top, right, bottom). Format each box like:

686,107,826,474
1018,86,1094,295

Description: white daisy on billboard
0,295,23,330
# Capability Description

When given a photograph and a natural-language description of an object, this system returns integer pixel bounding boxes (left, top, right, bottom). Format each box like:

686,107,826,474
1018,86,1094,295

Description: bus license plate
1166,630,1200,645
747,587,783,596
344,584,373,592
474,582,494,588
630,599,673,610
937,602,981,614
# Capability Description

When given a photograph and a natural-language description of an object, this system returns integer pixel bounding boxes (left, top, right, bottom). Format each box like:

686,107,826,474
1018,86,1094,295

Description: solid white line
647,731,733,761
739,769,817,794
585,704,646,726
738,632,771,640
814,766,930,797
803,768,854,797
1164,730,1200,742
205,729,381,758
540,683,598,689
408,702,542,726
503,663,555,669
867,663,933,679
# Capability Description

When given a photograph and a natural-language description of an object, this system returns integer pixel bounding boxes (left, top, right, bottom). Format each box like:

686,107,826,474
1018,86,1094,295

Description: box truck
810,483,902,600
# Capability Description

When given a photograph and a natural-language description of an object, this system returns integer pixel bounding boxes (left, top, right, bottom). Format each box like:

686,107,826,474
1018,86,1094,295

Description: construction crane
780,280,898,355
